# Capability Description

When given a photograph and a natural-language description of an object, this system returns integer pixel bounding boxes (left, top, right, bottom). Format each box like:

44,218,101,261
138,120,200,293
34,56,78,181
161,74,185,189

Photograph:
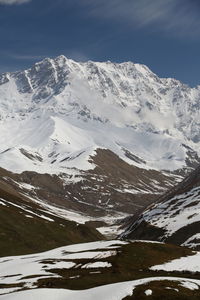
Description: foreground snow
151,250,200,273
1,277,200,300
0,240,126,295
1,240,200,298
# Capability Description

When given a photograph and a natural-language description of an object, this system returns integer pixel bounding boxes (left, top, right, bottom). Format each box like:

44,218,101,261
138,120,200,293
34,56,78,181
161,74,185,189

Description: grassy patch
0,189,102,257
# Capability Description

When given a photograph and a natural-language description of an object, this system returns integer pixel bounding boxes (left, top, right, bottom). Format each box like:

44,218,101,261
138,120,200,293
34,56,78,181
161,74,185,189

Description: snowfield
0,240,126,295
1,240,200,299
1,277,200,300
151,250,200,273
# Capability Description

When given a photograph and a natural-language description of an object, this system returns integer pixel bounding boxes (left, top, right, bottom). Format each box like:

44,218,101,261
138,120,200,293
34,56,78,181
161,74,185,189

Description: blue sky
0,0,200,86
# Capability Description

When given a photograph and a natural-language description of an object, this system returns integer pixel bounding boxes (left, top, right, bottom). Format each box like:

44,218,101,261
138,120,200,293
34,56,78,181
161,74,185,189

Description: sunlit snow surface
0,56,199,176
0,114,187,174
0,240,126,295
151,251,200,273
1,277,200,300
1,240,200,299
140,186,200,237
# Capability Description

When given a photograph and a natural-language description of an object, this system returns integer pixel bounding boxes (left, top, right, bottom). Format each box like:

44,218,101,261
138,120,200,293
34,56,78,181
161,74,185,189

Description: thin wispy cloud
0,0,31,5
76,0,200,38
0,51,45,61
9,54,45,60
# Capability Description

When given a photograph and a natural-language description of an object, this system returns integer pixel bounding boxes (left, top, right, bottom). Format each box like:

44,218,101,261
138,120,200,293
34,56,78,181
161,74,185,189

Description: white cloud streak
8,54,45,60
77,0,200,38
0,51,45,61
0,0,31,5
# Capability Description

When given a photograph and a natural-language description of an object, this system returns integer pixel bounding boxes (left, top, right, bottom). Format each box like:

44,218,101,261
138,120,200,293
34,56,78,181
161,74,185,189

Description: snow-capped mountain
0,55,200,217
2,56,200,300
122,165,200,250
1,55,200,173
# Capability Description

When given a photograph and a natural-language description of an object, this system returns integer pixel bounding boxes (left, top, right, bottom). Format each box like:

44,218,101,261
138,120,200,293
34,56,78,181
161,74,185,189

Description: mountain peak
0,55,200,177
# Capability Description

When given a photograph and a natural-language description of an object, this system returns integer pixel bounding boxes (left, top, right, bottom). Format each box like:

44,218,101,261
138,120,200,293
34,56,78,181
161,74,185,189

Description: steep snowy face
1,55,200,136
0,55,200,174
141,186,200,239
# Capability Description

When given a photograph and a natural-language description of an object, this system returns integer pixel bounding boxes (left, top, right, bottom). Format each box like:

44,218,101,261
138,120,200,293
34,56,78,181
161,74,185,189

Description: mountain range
0,55,200,222
1,56,200,299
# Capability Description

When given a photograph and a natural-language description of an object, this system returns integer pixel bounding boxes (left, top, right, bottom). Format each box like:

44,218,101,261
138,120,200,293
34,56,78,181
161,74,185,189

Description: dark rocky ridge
122,164,200,250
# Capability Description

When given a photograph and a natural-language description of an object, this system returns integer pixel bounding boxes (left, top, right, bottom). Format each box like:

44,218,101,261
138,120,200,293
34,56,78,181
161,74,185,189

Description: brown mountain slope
0,172,102,257
0,149,181,219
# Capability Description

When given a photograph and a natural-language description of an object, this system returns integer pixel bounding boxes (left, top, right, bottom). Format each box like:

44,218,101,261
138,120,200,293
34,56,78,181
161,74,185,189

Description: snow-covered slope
151,250,200,273
0,55,200,174
2,277,200,300
0,55,200,216
1,239,200,299
0,240,125,294
122,165,200,249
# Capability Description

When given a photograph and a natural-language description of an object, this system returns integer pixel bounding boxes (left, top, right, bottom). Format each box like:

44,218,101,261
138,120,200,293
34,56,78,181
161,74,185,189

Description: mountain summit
1,55,200,173
0,55,200,218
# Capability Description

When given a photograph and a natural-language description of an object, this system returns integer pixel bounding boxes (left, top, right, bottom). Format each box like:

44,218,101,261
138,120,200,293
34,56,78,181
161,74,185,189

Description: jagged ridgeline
1,56,200,299
0,56,200,253
0,56,200,220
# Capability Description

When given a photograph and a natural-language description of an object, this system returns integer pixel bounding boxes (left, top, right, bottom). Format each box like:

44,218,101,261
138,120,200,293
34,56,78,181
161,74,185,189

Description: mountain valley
1,56,200,299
